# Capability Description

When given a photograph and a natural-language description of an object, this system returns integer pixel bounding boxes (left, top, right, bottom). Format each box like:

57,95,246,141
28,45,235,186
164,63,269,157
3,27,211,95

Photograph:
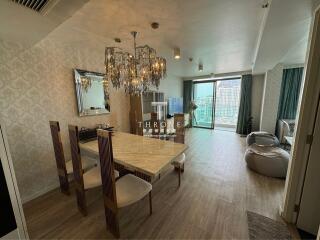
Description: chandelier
80,75,92,92
104,31,166,95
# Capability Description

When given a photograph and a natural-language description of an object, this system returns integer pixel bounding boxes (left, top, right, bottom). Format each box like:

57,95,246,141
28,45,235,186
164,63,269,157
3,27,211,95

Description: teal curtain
277,67,304,120
236,74,252,135
183,80,193,113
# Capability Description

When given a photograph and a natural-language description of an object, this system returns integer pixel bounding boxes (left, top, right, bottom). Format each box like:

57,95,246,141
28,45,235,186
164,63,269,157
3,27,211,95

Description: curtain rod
193,76,242,84
181,69,252,81
283,63,305,69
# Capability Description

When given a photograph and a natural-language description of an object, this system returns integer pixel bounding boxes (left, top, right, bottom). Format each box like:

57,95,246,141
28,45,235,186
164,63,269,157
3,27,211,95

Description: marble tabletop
79,132,188,177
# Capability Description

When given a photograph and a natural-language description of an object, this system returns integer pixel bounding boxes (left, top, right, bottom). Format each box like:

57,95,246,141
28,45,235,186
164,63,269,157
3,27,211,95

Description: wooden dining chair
130,110,143,136
172,114,186,187
150,112,160,138
68,125,104,216
159,119,168,140
49,121,70,195
50,121,96,195
97,129,152,238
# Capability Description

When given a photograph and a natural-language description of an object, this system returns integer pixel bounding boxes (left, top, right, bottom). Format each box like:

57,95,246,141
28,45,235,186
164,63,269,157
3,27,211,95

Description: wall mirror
74,69,110,116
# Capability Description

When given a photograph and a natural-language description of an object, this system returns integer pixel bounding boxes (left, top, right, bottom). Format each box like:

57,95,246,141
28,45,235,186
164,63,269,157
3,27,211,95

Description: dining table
79,131,188,183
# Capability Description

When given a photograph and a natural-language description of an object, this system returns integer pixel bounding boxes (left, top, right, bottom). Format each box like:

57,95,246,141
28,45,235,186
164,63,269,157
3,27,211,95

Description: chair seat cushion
172,153,186,167
116,174,152,208
66,156,96,174
114,169,119,178
245,145,290,178
83,167,102,190
83,167,119,190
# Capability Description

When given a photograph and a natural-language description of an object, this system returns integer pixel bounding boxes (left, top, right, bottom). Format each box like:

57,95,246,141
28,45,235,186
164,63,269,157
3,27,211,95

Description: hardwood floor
23,128,286,239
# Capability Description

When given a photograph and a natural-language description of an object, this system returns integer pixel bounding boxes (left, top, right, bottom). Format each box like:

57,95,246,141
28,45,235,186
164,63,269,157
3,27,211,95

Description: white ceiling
253,0,313,73
0,0,315,77
64,0,266,78
0,0,88,48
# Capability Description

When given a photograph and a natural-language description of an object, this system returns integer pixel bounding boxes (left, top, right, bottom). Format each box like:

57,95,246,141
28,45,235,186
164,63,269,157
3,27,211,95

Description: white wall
251,74,265,131
260,64,284,133
314,0,320,10
158,75,183,99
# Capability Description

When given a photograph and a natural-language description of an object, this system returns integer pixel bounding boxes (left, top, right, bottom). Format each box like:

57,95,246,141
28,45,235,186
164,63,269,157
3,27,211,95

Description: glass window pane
193,82,214,128
215,79,241,130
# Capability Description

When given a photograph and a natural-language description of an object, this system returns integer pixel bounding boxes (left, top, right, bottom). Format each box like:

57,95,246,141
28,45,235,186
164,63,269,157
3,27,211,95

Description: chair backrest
49,121,69,194
151,112,160,138
97,130,120,238
130,110,143,136
174,114,185,144
68,125,87,215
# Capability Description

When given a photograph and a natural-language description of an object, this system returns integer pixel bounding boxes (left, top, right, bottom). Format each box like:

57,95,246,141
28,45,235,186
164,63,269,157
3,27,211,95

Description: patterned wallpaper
0,27,130,202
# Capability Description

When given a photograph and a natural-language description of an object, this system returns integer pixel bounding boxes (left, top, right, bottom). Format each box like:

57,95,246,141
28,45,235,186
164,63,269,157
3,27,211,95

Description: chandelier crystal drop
104,31,166,95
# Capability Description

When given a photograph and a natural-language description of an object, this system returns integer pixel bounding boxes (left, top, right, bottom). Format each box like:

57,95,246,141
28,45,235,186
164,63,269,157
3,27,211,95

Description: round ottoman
246,131,280,147
245,144,289,178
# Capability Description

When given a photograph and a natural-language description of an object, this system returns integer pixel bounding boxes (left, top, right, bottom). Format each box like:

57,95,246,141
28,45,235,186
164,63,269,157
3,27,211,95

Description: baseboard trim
22,182,60,204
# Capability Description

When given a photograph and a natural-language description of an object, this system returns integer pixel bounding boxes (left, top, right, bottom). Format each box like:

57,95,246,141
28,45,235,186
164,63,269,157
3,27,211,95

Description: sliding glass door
214,79,241,131
193,82,215,128
192,78,241,131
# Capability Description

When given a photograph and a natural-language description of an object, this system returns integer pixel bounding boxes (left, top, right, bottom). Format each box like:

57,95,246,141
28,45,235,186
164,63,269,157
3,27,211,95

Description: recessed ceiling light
174,48,181,59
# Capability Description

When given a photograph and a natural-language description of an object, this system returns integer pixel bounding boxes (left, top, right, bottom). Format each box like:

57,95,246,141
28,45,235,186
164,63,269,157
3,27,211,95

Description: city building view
193,79,241,130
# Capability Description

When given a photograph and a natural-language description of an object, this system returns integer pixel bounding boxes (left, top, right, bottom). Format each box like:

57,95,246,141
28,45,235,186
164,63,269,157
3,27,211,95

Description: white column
259,63,284,133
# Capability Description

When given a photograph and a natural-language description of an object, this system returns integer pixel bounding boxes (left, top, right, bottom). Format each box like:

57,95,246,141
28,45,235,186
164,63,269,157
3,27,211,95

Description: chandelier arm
133,32,138,77
149,48,151,72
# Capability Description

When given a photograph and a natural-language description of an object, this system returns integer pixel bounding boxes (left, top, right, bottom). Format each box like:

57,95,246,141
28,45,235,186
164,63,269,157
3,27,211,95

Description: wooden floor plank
23,128,286,239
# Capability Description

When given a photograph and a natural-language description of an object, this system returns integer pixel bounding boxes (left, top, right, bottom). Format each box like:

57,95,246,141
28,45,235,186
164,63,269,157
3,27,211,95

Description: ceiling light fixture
262,0,269,8
174,47,181,59
151,22,160,29
104,31,167,95
199,62,203,72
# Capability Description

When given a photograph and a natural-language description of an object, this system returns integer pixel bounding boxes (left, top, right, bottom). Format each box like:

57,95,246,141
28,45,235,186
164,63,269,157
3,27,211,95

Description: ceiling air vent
11,0,51,13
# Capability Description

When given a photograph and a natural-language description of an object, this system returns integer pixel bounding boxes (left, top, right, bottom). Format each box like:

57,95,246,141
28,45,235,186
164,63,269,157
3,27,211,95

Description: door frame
192,77,241,130
296,93,320,234
281,5,320,224
0,121,29,239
